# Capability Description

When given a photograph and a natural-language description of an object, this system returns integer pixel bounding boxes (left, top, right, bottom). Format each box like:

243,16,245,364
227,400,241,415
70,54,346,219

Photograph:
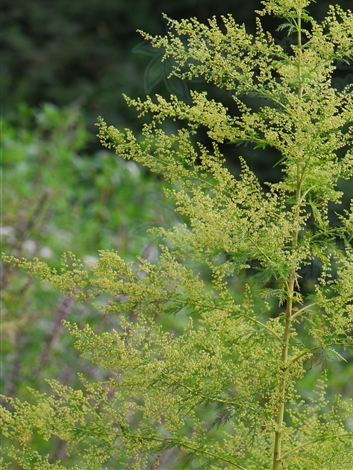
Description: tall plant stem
272,8,303,470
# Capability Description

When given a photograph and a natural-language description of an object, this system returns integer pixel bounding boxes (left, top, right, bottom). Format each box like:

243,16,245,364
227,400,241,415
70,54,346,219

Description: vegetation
1,0,353,468
1,102,169,413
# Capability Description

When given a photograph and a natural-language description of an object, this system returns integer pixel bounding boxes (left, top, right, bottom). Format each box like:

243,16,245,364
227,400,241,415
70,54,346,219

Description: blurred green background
1,0,352,467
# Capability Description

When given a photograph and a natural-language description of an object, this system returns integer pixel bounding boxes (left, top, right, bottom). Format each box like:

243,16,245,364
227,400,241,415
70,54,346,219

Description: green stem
158,367,260,411
115,432,248,469
289,343,348,367
280,433,352,460
272,9,304,469
239,314,283,341
272,270,295,470
290,302,316,321
272,162,303,468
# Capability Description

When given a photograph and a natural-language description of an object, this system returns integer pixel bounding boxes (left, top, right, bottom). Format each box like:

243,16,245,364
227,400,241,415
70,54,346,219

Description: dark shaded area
1,0,352,190
1,0,258,127
2,0,351,123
